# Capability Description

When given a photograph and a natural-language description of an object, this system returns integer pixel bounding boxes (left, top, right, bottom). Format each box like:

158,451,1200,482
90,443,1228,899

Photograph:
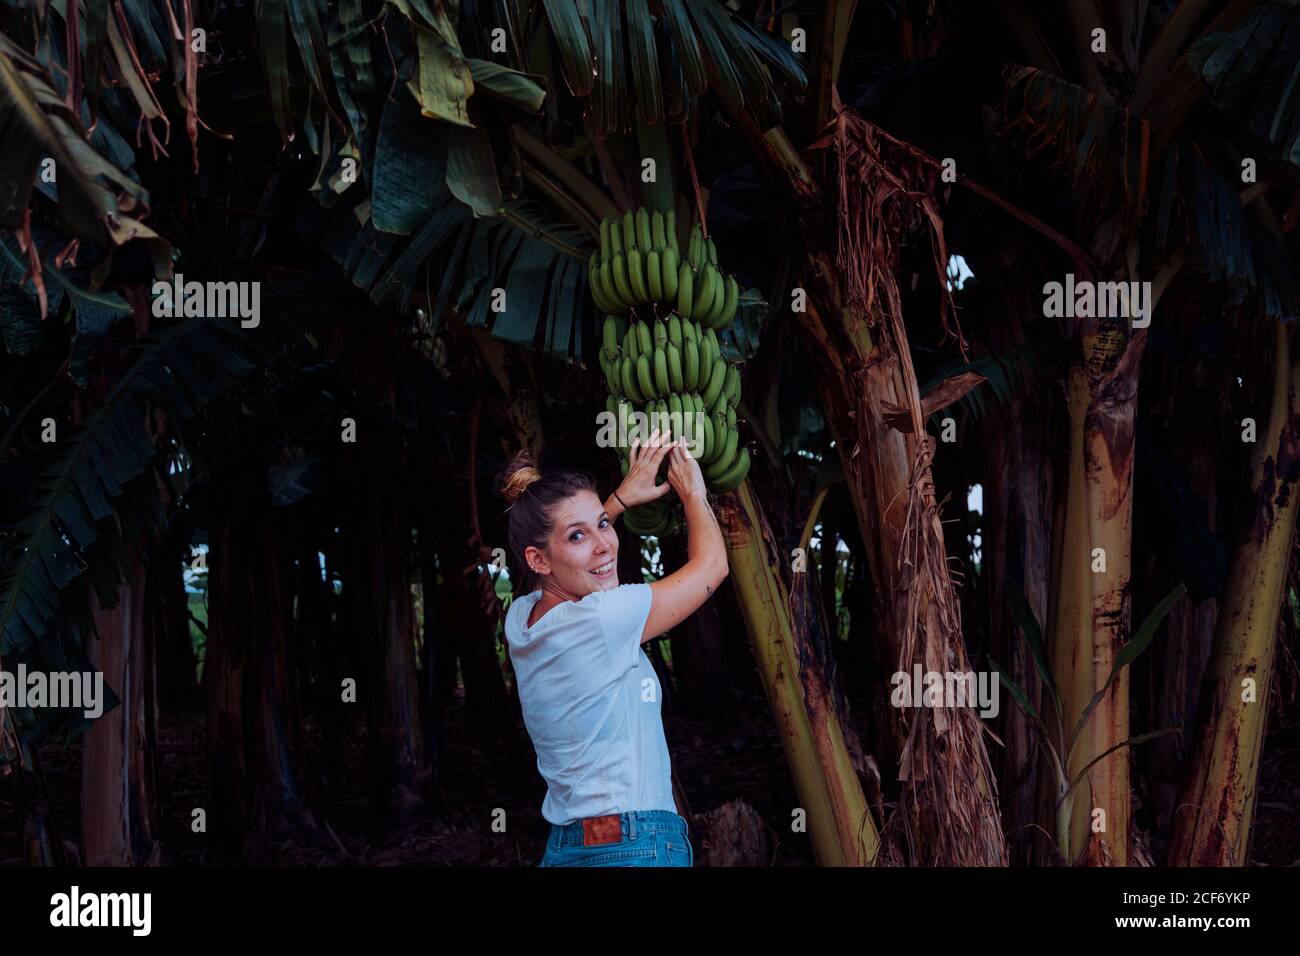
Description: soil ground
10,682,1300,866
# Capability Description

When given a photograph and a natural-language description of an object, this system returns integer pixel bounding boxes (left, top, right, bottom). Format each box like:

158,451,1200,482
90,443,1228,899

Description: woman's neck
527,581,577,627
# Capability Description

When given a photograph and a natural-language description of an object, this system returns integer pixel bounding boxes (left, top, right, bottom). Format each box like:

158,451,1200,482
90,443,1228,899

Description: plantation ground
11,682,1300,866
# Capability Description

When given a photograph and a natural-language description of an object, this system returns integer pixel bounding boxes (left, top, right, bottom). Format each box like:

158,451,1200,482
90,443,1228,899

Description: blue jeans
538,810,694,867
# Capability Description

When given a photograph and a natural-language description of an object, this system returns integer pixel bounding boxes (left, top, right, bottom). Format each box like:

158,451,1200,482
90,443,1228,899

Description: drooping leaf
446,120,502,216
43,263,135,386
468,58,546,112
660,0,706,95
407,24,475,126
372,86,449,235
0,36,151,244
625,0,662,125
540,0,594,96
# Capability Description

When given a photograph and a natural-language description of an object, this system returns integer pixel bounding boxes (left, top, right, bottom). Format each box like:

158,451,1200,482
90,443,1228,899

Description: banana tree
983,0,1300,865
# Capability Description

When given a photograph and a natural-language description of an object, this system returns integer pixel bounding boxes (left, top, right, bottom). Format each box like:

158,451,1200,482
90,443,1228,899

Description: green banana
603,260,627,312
703,327,720,369
653,319,668,349
622,210,637,252
604,354,623,397
666,209,679,255
612,253,634,306
683,335,699,390
677,263,694,318
706,237,718,266
661,247,679,301
624,325,639,364
667,313,682,349
693,263,718,320
725,363,741,405
715,275,739,329
651,209,666,250
705,424,738,479
609,217,624,259
636,208,652,252
653,346,669,397
636,354,655,400
588,254,608,311
709,447,750,492
621,357,642,402
602,315,620,360
702,268,728,327
701,411,714,462
636,320,652,356
667,342,684,392
647,250,663,302
688,224,703,269
628,248,649,302
700,356,727,409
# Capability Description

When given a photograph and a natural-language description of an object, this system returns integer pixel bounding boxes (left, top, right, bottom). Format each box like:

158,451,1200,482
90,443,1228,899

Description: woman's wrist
605,488,628,519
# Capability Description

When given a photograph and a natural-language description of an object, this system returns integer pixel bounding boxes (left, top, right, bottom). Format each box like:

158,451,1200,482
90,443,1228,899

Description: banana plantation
1,0,1298,869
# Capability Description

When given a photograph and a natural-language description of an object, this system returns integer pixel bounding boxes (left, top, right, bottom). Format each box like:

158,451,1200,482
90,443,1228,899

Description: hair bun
498,451,542,506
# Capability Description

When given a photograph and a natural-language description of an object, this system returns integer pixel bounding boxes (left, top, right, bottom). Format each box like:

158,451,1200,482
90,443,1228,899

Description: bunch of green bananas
599,310,752,508
588,208,739,331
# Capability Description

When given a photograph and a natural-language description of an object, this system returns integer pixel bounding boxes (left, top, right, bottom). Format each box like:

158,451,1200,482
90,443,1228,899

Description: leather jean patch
582,815,623,846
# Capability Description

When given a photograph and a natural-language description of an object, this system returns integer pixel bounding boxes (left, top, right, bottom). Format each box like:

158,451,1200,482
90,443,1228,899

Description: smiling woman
496,433,728,867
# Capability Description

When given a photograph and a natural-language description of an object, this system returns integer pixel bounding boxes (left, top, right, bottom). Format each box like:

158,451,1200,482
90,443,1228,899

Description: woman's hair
496,450,599,594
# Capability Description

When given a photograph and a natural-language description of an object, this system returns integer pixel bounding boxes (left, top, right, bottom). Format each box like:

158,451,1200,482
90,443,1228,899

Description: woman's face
524,490,620,597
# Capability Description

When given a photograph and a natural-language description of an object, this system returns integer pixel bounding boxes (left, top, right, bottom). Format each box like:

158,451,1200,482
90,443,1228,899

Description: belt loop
627,812,637,841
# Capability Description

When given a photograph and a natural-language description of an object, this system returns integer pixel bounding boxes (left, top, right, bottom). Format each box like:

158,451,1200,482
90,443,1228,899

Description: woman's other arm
642,439,728,642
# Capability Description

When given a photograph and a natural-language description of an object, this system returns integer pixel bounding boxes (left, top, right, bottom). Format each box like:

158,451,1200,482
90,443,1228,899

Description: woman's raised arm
641,439,728,642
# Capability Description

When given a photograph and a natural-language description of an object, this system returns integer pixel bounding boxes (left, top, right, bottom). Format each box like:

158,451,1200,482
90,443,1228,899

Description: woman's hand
615,429,674,507
666,438,708,503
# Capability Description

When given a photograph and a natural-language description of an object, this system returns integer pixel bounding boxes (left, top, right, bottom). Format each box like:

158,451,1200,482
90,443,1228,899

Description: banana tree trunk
985,388,1054,866
1042,329,1145,865
1167,322,1300,865
82,549,161,866
207,476,318,862
732,109,1007,865
715,482,880,866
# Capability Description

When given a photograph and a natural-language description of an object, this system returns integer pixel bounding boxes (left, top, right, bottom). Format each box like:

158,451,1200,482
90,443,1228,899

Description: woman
497,429,728,867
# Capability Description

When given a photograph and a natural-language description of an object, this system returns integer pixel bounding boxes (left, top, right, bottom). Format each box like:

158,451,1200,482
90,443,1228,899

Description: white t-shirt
504,582,677,825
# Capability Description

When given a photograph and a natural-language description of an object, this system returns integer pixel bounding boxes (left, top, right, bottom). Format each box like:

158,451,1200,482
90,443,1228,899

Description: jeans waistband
550,810,687,849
